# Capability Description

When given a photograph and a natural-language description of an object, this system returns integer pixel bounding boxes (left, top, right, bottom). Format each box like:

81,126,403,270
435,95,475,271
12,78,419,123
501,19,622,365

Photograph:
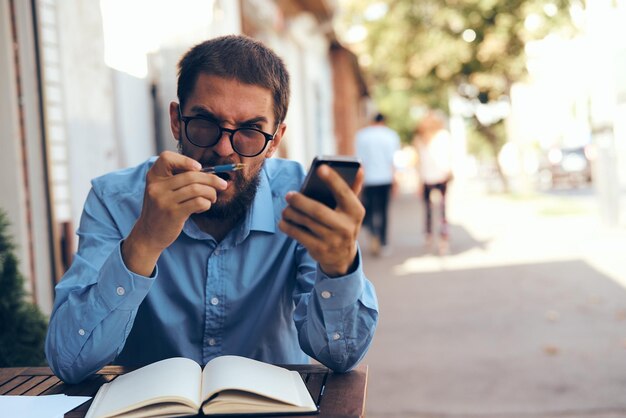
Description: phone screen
300,156,361,208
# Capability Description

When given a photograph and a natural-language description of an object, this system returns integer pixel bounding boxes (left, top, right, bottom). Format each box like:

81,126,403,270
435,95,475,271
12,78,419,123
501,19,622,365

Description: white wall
56,0,119,231
112,70,156,167
289,12,336,162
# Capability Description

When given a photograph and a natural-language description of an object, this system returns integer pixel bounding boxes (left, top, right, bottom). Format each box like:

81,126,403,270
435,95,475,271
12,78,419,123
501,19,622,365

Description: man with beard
45,35,379,384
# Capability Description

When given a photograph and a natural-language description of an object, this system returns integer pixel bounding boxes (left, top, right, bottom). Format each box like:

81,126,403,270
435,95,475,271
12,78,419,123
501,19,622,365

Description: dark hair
374,113,385,123
177,35,290,126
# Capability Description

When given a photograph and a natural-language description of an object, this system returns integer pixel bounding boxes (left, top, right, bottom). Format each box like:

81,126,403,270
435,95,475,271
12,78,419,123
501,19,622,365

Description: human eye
191,117,216,128
239,123,262,131
188,117,219,138
193,114,218,124
237,128,263,140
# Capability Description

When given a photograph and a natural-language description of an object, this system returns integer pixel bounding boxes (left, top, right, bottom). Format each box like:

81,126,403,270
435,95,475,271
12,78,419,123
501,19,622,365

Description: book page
86,357,201,418
200,356,315,409
202,391,310,415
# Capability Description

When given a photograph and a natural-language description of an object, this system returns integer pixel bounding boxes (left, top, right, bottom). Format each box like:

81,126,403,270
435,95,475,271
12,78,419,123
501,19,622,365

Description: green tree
0,209,48,366
339,0,577,188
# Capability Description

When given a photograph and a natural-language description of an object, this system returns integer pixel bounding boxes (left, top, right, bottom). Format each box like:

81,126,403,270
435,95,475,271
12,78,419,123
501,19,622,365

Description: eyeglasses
179,110,279,157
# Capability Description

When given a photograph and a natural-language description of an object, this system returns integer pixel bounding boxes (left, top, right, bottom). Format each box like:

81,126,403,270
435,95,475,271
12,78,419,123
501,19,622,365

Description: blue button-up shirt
45,157,379,383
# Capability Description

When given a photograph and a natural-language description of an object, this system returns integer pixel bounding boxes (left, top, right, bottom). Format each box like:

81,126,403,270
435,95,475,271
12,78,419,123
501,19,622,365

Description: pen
315,371,328,411
200,163,246,173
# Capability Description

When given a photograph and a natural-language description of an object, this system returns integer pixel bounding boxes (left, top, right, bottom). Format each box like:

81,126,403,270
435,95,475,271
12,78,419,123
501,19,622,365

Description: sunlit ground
389,177,626,287
360,176,626,417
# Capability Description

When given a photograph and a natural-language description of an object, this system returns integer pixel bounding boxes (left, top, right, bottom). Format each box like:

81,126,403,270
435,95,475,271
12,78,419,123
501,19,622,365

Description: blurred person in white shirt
414,110,453,254
356,113,400,256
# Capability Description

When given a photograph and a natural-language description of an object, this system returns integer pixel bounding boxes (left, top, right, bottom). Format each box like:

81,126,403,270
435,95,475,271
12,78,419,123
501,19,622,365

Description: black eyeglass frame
178,108,280,157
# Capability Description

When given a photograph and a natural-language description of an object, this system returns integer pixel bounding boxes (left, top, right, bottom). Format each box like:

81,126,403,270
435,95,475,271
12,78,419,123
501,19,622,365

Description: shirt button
332,332,341,341
116,286,125,296
214,249,220,256
208,338,216,346
78,329,86,336
321,290,332,299
210,297,219,306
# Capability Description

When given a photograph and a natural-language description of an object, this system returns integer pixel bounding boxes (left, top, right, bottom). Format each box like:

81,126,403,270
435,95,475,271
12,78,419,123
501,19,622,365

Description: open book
85,355,318,418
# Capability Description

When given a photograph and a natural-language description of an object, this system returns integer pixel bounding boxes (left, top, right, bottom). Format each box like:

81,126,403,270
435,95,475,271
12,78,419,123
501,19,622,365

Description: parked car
539,145,594,188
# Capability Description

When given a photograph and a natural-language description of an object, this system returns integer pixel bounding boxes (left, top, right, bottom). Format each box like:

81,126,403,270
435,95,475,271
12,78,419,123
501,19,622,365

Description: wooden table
0,364,368,417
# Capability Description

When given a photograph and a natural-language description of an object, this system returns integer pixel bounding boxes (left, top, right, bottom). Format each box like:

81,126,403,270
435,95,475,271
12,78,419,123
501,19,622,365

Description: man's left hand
279,165,365,277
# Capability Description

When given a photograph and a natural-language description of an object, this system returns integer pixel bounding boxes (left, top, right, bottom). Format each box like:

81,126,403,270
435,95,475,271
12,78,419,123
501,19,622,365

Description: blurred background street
361,178,626,417
3,0,626,416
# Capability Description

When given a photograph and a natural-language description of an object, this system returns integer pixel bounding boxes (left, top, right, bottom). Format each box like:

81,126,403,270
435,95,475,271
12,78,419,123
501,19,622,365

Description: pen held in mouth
200,163,246,173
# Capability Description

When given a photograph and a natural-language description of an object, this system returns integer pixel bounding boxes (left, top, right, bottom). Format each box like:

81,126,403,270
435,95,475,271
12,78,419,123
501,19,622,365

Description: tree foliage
339,0,578,150
0,209,48,366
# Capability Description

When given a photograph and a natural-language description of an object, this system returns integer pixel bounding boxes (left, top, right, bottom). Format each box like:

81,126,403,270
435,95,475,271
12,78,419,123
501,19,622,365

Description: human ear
265,123,286,158
169,102,182,143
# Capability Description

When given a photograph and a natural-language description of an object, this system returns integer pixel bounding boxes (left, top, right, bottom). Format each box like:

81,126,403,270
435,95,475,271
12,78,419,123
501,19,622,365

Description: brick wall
330,42,368,156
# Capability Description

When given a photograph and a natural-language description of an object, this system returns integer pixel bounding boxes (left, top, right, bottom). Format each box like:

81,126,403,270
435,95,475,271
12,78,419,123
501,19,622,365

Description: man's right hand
121,151,228,276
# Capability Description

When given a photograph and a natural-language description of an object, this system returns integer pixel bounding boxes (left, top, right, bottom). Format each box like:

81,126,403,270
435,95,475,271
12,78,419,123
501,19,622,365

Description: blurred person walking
414,110,453,255
356,113,400,256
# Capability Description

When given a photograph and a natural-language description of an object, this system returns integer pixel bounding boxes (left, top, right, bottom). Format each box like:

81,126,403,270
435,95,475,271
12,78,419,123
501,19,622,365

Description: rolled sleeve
314,257,364,310
296,249,378,372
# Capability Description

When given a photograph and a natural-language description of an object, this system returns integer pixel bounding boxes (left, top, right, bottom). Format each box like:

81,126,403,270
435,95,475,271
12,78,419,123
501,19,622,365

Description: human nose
212,129,236,156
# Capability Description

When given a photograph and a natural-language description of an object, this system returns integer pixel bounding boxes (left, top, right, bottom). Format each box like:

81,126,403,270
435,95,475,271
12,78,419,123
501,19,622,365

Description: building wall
149,0,242,153
274,15,335,164
0,0,29,286
0,0,369,312
330,43,368,156
0,0,55,313
111,70,156,168
243,2,336,166
55,0,119,238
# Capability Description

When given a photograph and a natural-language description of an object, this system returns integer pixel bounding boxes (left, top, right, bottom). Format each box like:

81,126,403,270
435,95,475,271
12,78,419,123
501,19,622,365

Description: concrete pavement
360,180,626,418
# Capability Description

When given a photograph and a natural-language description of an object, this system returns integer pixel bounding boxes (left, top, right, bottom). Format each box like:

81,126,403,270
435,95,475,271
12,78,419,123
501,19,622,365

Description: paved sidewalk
361,180,626,418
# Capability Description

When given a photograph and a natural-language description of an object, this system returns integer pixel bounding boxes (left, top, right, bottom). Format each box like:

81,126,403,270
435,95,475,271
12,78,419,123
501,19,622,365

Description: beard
178,139,262,222
203,169,260,221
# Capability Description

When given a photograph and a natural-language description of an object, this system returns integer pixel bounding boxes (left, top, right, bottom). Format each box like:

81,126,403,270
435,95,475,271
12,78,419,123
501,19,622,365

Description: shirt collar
246,166,276,234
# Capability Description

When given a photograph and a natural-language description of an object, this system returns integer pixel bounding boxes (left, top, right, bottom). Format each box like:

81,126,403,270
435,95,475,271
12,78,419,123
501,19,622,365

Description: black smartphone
300,156,361,208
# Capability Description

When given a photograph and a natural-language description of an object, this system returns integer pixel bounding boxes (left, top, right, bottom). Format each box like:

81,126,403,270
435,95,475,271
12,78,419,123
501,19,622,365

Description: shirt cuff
96,240,157,311
314,249,364,310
